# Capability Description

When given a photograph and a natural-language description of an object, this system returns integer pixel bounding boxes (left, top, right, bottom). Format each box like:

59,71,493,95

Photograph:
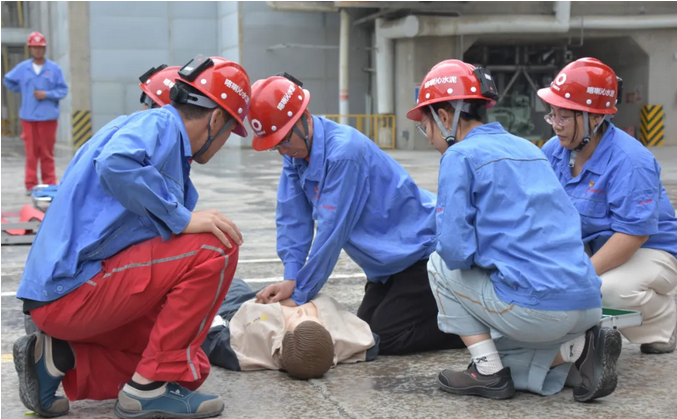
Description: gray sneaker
640,322,677,354
115,382,224,419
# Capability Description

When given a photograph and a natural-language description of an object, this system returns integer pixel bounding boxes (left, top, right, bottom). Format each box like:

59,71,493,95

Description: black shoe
438,363,515,400
573,325,622,402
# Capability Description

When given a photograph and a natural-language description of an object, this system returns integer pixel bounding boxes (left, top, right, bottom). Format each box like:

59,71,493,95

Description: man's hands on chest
255,280,298,306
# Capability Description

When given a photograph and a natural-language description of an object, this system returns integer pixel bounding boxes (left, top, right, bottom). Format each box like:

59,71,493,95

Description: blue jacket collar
163,105,192,159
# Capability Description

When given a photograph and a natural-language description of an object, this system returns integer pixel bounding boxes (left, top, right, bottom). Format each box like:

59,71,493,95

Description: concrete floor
2,137,677,419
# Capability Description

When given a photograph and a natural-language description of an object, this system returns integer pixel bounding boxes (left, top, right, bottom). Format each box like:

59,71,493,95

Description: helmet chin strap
193,111,235,159
292,113,311,156
429,100,468,147
569,112,612,168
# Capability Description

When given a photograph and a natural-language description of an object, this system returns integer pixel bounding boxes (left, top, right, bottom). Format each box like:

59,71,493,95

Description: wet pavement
2,136,676,418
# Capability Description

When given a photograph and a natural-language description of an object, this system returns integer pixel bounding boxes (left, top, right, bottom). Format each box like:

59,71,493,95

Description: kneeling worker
250,73,464,355
410,59,621,401
13,55,251,419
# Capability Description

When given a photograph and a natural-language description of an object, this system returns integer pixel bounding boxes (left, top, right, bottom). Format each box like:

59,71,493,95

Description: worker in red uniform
13,55,251,419
3,31,68,195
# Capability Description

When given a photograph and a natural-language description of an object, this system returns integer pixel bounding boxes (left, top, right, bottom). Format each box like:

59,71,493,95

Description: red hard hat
139,66,180,107
27,31,46,47
537,58,618,115
178,57,251,137
248,76,311,151
407,59,496,122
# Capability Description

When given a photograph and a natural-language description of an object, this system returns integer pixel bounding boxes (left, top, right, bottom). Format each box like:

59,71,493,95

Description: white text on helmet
586,87,615,97
225,79,250,105
277,84,297,111
424,76,457,89
163,79,175,89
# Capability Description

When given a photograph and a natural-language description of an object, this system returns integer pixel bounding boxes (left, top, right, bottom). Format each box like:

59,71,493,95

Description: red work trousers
20,119,58,190
31,233,238,401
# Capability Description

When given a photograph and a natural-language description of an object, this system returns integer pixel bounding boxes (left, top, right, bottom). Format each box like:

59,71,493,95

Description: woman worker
409,59,621,401
539,57,677,355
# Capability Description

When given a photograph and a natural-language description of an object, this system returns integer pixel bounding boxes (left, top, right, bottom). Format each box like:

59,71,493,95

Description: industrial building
2,1,676,149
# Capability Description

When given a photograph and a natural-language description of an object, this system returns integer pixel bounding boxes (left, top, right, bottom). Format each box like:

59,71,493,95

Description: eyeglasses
416,122,428,139
269,131,293,151
544,113,575,127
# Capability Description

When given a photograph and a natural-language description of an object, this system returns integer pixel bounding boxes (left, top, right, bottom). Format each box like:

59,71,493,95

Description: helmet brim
537,87,617,115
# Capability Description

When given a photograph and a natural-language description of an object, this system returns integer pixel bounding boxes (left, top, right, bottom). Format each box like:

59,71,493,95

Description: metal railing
321,114,396,149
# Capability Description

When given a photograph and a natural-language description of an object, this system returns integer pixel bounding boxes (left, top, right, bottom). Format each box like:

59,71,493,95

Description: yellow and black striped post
640,105,664,147
72,110,92,149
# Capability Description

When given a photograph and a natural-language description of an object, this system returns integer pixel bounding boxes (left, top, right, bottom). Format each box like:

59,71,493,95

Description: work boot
573,325,622,402
115,382,225,419
437,363,515,400
640,322,677,354
13,332,69,417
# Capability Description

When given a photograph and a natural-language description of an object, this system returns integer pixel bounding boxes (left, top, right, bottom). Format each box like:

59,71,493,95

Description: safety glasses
416,122,428,139
544,113,575,127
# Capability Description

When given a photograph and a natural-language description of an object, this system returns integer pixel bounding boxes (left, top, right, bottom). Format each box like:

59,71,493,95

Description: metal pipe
353,9,395,26
266,1,337,13
522,71,543,95
378,0,677,40
569,15,677,29
497,70,521,106
339,9,350,124
17,1,25,28
375,18,394,114
486,65,559,72
388,13,677,38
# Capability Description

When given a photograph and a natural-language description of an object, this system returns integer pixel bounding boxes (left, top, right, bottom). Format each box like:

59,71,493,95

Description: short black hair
171,81,227,121
422,99,488,123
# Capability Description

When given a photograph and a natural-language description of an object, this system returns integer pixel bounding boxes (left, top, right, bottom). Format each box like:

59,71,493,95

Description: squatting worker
410,59,620,402
539,58,677,355
13,55,252,419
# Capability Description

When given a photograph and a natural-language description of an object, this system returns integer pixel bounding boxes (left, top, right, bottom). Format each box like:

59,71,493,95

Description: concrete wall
240,2,370,115
218,2,240,63
48,2,71,144
394,35,476,150
88,1,218,131
633,29,677,146
85,1,372,149
574,37,649,140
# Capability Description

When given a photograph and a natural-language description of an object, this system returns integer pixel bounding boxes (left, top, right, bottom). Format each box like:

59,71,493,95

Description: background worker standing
3,31,68,195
